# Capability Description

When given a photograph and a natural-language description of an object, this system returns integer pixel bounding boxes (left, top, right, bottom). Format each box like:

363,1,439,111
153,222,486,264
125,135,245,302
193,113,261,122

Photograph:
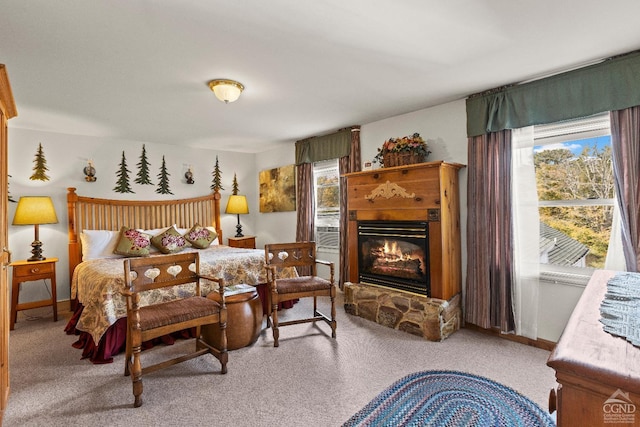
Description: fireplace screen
358,221,429,295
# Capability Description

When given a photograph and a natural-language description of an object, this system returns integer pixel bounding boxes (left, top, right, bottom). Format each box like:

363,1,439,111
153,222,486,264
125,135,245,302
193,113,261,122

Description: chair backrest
124,252,202,295
264,242,317,276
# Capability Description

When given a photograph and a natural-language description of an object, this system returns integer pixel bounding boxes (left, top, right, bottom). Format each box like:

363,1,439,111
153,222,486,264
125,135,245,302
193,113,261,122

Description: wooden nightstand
10,258,58,330
227,236,256,249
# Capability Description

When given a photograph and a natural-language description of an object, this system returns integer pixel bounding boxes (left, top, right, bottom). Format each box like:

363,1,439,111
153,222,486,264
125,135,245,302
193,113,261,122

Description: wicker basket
383,152,426,167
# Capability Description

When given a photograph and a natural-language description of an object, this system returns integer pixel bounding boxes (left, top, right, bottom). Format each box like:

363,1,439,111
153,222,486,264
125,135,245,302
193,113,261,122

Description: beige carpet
4,292,557,426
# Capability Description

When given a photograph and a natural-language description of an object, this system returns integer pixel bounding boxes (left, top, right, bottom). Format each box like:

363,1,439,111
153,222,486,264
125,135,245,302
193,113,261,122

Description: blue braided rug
343,370,555,427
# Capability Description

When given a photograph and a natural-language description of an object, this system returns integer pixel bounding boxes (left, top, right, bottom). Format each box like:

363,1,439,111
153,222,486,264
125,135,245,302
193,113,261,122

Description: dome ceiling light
208,79,244,103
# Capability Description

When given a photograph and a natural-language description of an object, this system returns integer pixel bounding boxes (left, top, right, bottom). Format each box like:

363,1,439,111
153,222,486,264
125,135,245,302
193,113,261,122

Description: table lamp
12,196,59,261
225,195,249,237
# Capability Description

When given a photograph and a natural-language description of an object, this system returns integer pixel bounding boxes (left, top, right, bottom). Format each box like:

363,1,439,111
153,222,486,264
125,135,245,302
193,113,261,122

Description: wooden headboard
66,187,223,284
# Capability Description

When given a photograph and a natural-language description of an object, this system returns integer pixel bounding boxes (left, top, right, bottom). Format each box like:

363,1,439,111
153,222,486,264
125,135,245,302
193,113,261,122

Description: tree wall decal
29,143,50,181
135,144,153,185
113,151,135,193
156,155,173,195
210,155,224,191
231,172,239,195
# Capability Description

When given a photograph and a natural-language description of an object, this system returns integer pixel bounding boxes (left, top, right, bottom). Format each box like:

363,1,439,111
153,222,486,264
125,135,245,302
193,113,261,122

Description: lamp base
235,223,244,238
28,240,46,262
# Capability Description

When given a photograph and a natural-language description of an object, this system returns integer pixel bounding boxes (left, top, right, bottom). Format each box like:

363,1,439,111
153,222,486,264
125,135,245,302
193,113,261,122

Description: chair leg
271,303,280,347
330,294,337,339
131,343,143,407
124,325,132,376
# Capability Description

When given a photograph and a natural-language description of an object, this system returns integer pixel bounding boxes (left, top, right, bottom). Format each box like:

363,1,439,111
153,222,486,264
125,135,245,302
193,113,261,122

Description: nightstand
10,258,58,330
227,236,256,249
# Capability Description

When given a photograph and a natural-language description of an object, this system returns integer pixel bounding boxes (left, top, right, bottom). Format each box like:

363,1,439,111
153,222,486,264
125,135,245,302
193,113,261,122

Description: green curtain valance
295,128,352,164
466,50,640,137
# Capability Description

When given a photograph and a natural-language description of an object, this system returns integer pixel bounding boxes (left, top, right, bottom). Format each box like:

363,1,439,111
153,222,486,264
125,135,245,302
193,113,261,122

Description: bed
64,187,295,363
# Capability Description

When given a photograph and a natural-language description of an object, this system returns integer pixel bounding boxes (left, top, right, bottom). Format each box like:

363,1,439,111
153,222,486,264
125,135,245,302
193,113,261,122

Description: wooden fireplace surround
344,161,465,300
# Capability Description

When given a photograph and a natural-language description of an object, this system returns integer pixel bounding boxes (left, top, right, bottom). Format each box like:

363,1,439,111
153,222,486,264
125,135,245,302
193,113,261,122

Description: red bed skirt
65,283,295,364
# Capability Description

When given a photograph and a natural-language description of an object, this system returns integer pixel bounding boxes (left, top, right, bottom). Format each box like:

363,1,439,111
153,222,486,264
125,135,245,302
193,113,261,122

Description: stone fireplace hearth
344,282,461,341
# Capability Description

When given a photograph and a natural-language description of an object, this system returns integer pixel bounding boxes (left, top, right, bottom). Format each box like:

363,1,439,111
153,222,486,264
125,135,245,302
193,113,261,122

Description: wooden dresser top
548,269,640,393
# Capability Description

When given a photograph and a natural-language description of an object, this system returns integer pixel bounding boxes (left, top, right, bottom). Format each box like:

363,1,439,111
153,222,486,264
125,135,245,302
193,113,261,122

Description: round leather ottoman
202,285,262,350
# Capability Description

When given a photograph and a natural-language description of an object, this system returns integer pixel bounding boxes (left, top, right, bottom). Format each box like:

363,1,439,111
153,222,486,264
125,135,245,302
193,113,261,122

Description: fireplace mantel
344,161,465,300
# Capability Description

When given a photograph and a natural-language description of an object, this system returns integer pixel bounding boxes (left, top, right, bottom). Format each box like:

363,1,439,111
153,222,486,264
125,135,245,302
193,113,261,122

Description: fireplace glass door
357,221,430,295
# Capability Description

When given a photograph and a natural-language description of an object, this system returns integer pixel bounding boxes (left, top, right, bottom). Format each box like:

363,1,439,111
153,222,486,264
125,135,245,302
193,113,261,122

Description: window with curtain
313,159,340,252
525,113,621,281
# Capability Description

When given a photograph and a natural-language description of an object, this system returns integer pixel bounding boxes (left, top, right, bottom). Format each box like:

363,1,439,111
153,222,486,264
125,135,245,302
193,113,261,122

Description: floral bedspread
71,246,296,344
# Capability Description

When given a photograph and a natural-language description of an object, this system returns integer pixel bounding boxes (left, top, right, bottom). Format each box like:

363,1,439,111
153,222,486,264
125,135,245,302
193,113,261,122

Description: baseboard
463,323,556,352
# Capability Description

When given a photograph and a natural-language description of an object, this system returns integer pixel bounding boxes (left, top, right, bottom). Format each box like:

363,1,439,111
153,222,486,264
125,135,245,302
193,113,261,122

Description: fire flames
368,239,425,279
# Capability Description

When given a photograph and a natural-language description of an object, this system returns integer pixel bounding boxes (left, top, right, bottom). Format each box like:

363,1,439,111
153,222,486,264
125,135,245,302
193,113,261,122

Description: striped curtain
610,106,640,272
339,127,361,288
465,130,515,332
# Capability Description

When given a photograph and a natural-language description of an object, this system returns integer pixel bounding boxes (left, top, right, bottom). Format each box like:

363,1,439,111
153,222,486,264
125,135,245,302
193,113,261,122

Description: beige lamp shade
208,79,244,103
12,196,58,261
225,195,249,215
12,196,58,225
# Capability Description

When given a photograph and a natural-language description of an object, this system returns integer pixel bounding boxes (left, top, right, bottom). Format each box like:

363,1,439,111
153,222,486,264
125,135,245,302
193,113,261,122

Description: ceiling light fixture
208,79,244,104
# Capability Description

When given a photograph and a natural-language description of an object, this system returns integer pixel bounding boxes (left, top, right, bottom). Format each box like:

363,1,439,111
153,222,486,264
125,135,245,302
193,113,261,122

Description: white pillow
206,226,219,245
80,230,122,261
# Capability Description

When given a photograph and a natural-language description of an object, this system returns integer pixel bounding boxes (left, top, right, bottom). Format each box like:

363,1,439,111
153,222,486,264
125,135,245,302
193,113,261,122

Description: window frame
312,159,340,253
533,112,614,281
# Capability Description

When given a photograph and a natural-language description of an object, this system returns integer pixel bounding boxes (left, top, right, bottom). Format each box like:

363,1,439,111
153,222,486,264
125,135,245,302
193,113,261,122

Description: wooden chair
122,252,228,407
264,242,337,347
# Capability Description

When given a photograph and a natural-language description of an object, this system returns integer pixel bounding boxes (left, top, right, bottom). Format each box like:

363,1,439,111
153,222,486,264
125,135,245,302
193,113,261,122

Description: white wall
8,129,257,302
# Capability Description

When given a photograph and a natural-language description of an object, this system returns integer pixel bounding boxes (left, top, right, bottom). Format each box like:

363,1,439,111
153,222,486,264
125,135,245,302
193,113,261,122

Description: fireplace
357,221,429,295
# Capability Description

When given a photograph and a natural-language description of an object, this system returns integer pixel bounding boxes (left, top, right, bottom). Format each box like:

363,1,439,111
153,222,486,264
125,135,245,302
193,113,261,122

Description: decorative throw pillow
141,225,175,253
184,224,218,249
151,225,188,254
113,227,152,257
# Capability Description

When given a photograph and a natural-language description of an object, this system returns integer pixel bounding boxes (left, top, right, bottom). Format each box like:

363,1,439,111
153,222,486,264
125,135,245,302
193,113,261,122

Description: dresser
547,270,640,426
0,64,17,423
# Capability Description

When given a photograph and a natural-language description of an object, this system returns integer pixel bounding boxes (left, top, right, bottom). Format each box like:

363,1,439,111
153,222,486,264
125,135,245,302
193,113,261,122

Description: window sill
539,270,591,287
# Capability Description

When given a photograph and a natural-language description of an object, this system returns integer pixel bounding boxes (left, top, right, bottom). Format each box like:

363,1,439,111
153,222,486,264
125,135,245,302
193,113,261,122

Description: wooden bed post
67,188,80,310
214,189,223,243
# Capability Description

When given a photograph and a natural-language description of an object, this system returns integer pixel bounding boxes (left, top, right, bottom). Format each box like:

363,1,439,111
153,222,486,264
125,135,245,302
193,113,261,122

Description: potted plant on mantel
373,132,431,167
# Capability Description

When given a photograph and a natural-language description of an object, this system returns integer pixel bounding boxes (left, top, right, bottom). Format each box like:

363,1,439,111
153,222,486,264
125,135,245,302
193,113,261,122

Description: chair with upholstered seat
264,241,337,347
122,252,228,407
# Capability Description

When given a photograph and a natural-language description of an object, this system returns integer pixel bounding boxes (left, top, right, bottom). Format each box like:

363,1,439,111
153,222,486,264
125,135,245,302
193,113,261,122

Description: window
313,159,340,252
533,113,615,275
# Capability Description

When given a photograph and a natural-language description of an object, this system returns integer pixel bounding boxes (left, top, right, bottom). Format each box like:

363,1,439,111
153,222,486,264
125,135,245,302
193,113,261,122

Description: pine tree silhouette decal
8,175,16,202
156,155,173,195
113,151,134,193
135,144,153,185
29,143,50,181
231,173,239,195
210,155,224,191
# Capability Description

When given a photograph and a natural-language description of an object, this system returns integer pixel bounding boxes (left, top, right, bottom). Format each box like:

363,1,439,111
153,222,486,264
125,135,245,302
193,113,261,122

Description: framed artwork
259,164,296,212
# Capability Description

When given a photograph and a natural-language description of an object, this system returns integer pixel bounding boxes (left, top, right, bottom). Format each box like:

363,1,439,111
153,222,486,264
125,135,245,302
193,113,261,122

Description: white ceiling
2,1,640,153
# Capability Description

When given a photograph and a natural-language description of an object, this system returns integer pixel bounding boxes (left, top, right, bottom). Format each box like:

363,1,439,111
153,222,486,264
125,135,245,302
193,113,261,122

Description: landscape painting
259,164,296,212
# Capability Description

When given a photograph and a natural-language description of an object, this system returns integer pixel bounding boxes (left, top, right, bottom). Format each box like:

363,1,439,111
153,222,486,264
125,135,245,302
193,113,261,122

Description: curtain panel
511,126,540,339
467,50,640,137
465,130,515,332
339,127,361,288
610,106,640,272
295,162,314,276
